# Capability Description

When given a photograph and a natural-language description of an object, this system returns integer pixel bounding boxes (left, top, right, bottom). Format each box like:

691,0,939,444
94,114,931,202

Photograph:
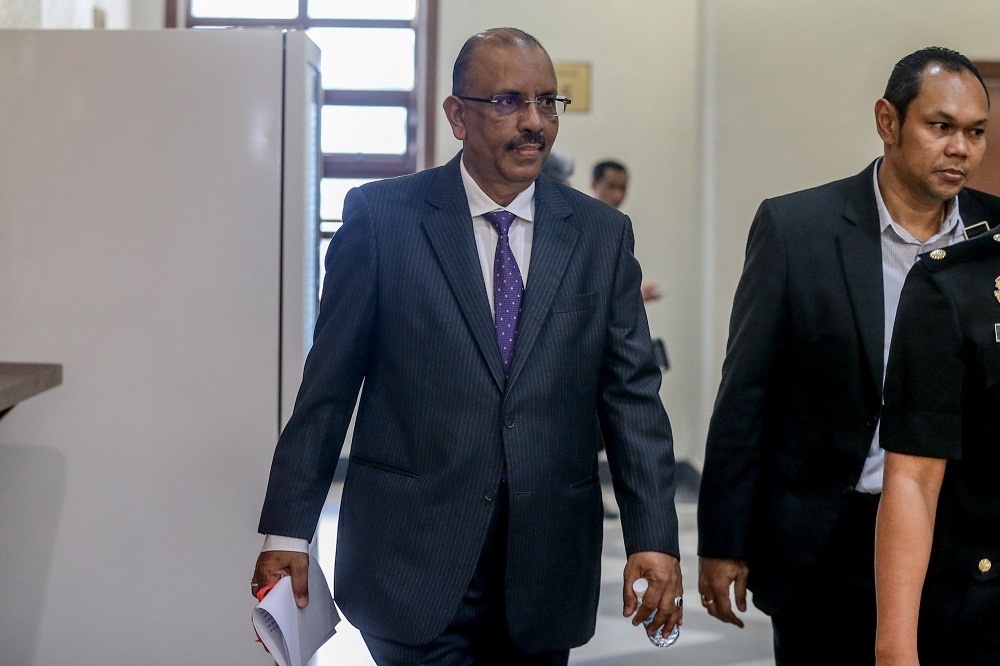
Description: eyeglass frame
455,93,572,118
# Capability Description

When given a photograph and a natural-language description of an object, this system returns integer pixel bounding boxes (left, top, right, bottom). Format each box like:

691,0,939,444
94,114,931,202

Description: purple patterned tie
483,210,523,374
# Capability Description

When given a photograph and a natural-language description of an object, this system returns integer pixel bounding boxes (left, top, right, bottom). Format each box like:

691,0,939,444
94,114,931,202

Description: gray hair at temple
452,27,546,96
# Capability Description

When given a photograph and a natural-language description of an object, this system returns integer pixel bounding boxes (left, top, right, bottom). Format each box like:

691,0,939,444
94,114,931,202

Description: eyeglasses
456,94,572,117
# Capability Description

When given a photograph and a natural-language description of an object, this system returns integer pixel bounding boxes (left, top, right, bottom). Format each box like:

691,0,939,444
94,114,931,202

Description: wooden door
966,62,1000,197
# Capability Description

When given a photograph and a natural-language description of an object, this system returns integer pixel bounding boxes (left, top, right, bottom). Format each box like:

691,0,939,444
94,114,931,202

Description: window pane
308,0,416,20
321,178,376,220
318,235,332,296
322,106,408,154
307,28,415,91
191,0,297,18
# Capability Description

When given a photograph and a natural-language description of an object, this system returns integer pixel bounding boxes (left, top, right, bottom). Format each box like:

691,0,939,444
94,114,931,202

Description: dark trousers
361,484,570,666
918,567,1000,665
769,492,879,666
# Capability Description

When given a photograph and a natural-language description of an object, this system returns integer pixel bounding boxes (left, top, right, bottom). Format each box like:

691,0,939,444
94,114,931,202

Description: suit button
865,415,878,427
504,416,516,429
484,489,497,502
980,558,992,573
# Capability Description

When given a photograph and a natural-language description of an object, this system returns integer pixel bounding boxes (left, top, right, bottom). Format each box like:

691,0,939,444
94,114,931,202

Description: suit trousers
361,482,571,666
917,566,1000,665
769,492,879,665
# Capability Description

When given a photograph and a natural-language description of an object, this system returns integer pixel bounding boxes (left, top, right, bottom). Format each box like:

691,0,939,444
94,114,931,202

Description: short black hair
883,46,988,126
592,160,627,182
452,28,545,96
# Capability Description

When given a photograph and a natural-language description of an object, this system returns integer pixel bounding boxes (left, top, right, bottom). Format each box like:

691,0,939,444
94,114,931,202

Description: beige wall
435,0,705,463
1,0,129,27
0,0,41,27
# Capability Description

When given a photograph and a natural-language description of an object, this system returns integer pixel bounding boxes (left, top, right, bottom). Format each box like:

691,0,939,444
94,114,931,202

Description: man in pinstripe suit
252,28,681,664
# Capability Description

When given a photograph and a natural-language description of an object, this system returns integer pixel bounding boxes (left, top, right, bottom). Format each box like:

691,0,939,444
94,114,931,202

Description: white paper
252,555,340,666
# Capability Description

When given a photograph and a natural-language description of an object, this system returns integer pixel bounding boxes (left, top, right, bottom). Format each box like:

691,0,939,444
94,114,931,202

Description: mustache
506,132,547,151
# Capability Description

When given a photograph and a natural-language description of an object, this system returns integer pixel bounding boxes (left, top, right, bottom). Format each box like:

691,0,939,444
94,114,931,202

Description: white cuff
261,534,309,553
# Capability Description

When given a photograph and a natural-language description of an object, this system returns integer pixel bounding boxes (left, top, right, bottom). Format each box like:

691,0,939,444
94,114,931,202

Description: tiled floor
312,486,775,665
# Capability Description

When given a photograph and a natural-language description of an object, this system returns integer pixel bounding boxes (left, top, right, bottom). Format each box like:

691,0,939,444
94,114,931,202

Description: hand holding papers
252,555,340,666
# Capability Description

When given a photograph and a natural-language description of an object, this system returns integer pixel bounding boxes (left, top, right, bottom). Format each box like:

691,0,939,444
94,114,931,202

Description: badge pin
995,277,1000,305
964,220,989,240
930,249,947,260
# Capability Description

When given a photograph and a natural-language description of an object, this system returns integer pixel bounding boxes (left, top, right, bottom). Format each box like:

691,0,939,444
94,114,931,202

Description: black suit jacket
697,160,1000,614
258,153,679,651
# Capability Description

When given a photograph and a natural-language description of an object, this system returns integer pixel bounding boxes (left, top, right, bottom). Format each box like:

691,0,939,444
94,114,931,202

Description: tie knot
483,210,516,236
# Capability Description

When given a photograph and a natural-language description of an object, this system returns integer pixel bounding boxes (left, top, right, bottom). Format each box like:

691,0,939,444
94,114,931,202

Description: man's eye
538,97,556,108
496,95,521,108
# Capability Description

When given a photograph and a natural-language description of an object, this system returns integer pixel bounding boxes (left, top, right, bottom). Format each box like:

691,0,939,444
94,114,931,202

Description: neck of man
876,161,950,243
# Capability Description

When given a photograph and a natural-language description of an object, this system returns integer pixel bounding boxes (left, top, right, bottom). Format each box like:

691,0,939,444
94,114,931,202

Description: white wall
435,0,705,464
128,0,163,28
0,0,130,28
0,0,42,27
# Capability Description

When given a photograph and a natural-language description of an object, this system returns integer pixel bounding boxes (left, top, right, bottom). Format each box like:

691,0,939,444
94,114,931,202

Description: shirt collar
460,155,536,222
872,157,961,240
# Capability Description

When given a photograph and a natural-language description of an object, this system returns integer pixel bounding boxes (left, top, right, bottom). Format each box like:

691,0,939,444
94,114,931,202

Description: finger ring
703,598,715,605
674,595,683,609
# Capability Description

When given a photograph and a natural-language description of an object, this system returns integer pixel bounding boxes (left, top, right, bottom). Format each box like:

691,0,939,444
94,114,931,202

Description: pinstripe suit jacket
258,152,678,651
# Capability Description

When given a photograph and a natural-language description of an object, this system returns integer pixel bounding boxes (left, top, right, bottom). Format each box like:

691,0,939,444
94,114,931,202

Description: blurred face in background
592,167,629,209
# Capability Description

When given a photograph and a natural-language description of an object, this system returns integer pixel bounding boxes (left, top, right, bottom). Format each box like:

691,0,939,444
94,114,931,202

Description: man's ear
875,98,901,146
443,96,467,141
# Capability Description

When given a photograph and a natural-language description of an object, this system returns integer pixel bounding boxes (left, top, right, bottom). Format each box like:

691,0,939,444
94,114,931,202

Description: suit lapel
837,162,884,391
421,156,507,390
506,180,578,390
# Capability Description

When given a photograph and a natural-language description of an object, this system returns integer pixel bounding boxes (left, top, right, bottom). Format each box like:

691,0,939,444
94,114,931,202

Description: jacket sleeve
598,216,680,559
697,199,788,559
257,187,378,540
881,264,963,460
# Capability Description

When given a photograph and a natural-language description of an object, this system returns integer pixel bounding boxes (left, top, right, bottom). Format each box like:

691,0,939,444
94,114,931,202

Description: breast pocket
551,291,597,314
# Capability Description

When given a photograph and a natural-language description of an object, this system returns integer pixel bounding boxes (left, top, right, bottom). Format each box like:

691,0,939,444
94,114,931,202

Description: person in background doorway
592,160,660,303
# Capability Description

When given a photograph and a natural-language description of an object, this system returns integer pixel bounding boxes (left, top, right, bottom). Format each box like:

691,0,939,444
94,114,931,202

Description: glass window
190,0,297,19
307,28,415,91
322,106,408,154
308,0,416,20
320,178,377,220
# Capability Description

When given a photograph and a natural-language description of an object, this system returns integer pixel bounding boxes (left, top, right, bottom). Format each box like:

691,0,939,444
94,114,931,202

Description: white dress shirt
854,159,965,494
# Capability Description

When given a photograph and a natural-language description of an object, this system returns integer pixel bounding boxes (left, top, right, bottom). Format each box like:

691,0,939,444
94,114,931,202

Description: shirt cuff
261,534,310,553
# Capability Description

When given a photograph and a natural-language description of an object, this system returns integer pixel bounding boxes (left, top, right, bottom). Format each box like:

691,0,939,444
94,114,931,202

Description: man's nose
946,131,969,157
517,100,546,132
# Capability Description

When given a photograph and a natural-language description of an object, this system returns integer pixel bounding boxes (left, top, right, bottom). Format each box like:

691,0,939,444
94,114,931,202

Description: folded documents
252,555,340,666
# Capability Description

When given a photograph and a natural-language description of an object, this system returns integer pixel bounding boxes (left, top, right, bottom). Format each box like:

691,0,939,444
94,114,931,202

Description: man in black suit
251,28,682,664
877,229,1000,666
697,46,1000,664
